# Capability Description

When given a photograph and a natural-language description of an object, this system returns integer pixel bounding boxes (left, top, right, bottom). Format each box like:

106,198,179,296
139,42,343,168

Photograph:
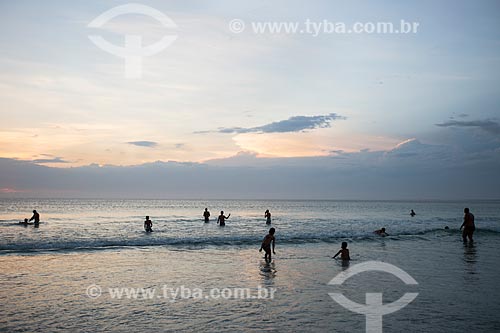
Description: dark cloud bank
202,113,344,134
1,137,499,199
436,119,500,136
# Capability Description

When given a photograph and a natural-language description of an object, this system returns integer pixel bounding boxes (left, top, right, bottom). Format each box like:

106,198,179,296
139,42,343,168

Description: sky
0,0,499,199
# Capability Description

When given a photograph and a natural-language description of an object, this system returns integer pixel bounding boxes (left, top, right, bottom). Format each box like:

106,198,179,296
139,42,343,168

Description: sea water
1,199,499,332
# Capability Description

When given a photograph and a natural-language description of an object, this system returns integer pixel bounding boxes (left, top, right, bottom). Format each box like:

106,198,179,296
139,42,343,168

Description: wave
1,227,499,254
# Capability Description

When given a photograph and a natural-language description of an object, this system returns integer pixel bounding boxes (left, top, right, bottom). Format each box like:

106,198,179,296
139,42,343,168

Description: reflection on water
259,260,277,282
463,242,478,282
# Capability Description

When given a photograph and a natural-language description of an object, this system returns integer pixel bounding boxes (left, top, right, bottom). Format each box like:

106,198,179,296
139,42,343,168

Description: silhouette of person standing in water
265,209,272,224
460,208,475,243
144,216,153,232
203,208,210,223
217,211,230,226
260,228,276,262
410,209,416,217
29,210,40,225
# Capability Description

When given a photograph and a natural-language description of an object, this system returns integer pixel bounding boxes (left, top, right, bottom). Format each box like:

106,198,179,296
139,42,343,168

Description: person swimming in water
265,209,272,224
144,216,153,232
333,241,350,260
374,227,389,237
410,209,416,217
18,218,30,226
203,208,210,223
29,210,40,225
217,211,230,226
259,227,276,262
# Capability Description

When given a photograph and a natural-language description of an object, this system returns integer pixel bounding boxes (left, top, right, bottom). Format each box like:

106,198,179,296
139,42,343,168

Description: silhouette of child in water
260,228,276,261
333,241,350,260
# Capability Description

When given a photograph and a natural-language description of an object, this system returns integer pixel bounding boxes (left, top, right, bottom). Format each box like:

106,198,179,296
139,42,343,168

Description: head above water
269,227,275,235
33,210,37,213
464,208,470,213
341,241,348,249
24,218,28,222
205,208,208,211
220,211,224,215
381,228,386,232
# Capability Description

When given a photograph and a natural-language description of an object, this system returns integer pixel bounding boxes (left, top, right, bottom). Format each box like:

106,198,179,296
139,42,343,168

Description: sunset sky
1,0,499,198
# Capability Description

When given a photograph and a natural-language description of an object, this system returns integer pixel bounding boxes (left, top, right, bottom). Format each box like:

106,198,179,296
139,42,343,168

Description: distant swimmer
444,226,450,230
265,209,272,224
18,218,30,226
217,211,230,226
203,208,210,223
144,216,153,232
259,227,276,262
29,210,40,225
374,227,389,237
333,241,350,261
410,209,416,217
460,208,475,243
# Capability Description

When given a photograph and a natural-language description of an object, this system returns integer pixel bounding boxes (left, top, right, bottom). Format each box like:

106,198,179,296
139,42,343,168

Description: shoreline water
1,237,500,332
1,199,499,332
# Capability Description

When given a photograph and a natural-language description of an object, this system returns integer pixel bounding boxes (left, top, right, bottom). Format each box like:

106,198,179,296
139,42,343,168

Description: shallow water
1,199,499,332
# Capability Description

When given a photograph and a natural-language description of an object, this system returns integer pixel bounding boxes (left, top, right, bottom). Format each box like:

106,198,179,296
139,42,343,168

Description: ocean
1,199,499,332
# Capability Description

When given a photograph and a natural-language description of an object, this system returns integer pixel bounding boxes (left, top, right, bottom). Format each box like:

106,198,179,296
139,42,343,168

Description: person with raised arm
265,209,272,224
217,211,230,226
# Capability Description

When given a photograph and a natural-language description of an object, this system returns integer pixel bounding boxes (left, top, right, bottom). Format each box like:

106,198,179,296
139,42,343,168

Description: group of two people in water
334,227,389,261
18,210,40,226
202,209,231,226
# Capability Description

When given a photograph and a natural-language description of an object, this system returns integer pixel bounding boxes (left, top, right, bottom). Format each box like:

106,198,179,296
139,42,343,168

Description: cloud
1,145,499,199
127,141,158,148
215,113,344,134
31,157,69,164
384,138,453,161
436,119,500,136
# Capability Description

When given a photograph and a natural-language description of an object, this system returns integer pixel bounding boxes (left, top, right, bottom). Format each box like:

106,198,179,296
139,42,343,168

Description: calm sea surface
1,199,499,332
